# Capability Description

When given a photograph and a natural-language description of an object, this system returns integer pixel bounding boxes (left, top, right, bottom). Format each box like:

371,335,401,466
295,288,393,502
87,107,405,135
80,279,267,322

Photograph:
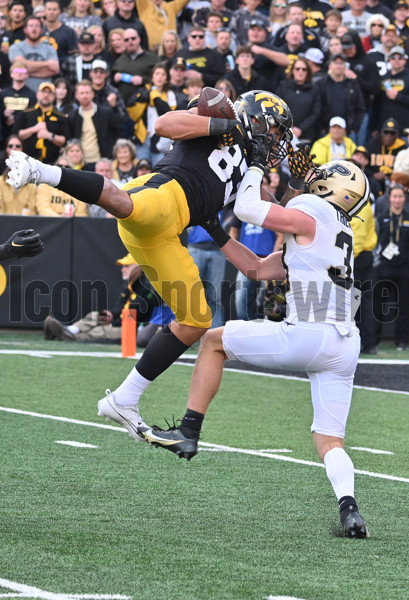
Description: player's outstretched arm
0,229,44,261
155,110,245,144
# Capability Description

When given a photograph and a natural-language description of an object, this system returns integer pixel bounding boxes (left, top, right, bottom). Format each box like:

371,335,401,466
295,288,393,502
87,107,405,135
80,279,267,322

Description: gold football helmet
306,160,370,219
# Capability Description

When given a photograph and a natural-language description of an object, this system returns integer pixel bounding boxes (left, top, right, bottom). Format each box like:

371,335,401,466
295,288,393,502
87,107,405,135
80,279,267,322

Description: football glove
0,229,44,260
201,213,230,248
249,134,270,176
287,142,315,189
209,118,246,147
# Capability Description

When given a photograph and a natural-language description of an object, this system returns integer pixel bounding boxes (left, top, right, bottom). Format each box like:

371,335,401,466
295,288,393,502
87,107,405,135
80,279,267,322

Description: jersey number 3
328,231,353,290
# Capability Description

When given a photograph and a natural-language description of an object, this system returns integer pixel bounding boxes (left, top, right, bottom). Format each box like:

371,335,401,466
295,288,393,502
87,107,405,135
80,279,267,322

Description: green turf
0,333,408,600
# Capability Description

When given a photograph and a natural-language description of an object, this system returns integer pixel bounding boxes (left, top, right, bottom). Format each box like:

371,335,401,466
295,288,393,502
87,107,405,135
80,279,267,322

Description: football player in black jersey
6,89,305,440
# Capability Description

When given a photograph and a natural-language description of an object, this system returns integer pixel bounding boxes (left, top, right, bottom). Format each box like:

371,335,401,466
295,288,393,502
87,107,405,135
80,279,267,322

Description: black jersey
154,137,248,226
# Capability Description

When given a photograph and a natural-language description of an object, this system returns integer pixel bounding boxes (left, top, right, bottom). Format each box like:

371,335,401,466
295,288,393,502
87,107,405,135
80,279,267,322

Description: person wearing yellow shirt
135,0,190,51
350,199,378,354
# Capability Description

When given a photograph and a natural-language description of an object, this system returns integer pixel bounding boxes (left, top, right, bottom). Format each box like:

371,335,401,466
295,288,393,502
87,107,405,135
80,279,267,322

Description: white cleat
6,150,41,190
97,389,148,443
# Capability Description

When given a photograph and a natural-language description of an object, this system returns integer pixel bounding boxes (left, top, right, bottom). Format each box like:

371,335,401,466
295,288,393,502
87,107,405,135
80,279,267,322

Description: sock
113,367,151,408
136,325,190,381
323,447,355,500
37,162,62,187
180,409,204,439
58,168,105,204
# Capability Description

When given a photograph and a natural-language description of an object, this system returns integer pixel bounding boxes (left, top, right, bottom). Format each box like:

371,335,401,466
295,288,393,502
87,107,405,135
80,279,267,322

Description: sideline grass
0,334,409,600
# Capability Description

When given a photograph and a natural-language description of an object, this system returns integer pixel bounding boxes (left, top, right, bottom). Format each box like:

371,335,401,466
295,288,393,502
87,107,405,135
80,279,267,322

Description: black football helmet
234,90,293,167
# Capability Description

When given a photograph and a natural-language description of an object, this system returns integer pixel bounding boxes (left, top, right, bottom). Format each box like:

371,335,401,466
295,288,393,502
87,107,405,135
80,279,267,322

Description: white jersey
283,195,356,329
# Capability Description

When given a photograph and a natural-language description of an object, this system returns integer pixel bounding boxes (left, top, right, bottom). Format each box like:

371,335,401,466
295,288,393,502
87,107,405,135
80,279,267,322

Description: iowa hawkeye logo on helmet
253,92,286,115
307,160,370,219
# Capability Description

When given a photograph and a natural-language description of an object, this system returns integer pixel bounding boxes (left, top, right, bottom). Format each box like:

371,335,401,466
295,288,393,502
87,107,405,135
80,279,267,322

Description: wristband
209,117,235,136
121,73,133,83
210,227,231,248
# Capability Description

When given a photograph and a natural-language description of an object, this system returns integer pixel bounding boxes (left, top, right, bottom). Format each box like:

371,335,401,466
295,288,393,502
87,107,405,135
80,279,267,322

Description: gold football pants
118,173,212,328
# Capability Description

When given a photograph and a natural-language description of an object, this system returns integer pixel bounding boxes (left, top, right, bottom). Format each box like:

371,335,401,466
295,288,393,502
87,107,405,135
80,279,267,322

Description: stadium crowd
1,0,409,349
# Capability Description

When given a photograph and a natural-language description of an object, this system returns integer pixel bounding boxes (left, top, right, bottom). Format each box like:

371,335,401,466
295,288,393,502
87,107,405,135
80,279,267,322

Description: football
197,86,237,119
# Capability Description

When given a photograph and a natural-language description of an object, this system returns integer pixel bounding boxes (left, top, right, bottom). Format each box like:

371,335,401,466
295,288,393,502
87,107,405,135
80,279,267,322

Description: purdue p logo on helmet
307,160,370,219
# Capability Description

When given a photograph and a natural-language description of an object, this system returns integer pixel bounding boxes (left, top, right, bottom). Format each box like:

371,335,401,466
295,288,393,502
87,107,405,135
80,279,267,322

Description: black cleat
340,500,369,538
143,426,198,461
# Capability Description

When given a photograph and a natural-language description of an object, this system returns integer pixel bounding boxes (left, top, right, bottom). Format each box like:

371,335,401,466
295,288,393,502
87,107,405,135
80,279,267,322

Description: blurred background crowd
1,0,409,351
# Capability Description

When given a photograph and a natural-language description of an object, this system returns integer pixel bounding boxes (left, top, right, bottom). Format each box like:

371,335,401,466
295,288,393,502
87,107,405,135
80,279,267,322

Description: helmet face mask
305,160,370,219
234,90,293,167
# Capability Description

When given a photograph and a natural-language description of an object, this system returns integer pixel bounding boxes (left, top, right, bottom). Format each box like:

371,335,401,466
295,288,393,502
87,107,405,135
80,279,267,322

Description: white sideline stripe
55,441,98,448
265,596,305,600
1,349,409,396
1,406,408,484
350,446,395,455
0,577,131,600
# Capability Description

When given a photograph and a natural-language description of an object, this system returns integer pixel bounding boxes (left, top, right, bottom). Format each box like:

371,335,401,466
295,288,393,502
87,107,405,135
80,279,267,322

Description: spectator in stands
9,16,60,92
0,134,36,214
111,28,158,104
112,138,139,183
135,0,190,51
367,23,401,77
351,145,382,197
136,157,152,176
366,0,393,20
43,255,160,342
35,158,89,217
392,1,409,51
327,35,343,60
184,75,204,103
273,2,321,50
367,118,407,190
393,126,409,175
87,24,112,66
67,79,123,163
268,0,287,37
1,2,27,51
100,0,117,20
340,30,381,145
103,0,148,51
13,82,69,163
89,58,127,123
60,0,102,37
362,14,390,55
303,47,326,84
193,0,234,30
318,9,343,55
341,0,371,38
215,28,236,72
62,31,100,86
43,0,78,63
372,46,409,131
108,28,125,62
311,116,356,164
54,77,75,115
215,78,237,102
65,138,94,171
277,56,321,145
226,44,266,96
247,18,289,91
349,198,378,355
157,30,182,68
0,60,36,141
230,0,270,46
127,63,177,165
315,53,365,139
204,11,226,50
174,26,226,87
168,56,188,109
374,183,409,350
88,157,122,216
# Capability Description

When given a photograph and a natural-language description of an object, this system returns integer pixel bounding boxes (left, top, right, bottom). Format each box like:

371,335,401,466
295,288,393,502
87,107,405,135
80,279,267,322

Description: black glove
209,118,246,147
249,134,270,175
133,87,150,104
0,229,44,260
287,142,315,189
201,214,230,248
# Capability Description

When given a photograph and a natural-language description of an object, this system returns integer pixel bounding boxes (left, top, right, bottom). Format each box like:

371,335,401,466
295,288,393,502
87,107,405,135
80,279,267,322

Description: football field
0,332,408,600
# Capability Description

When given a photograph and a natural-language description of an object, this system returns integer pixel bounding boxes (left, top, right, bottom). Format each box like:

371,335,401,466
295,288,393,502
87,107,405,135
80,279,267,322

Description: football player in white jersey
143,142,371,539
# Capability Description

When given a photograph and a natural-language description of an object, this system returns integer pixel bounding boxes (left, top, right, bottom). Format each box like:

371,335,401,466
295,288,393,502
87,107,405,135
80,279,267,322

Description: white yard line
55,441,98,448
0,406,408,484
0,577,131,600
350,446,394,455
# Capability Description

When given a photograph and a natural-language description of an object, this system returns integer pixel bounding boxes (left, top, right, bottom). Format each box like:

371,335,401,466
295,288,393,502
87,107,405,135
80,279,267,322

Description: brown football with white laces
197,86,237,119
